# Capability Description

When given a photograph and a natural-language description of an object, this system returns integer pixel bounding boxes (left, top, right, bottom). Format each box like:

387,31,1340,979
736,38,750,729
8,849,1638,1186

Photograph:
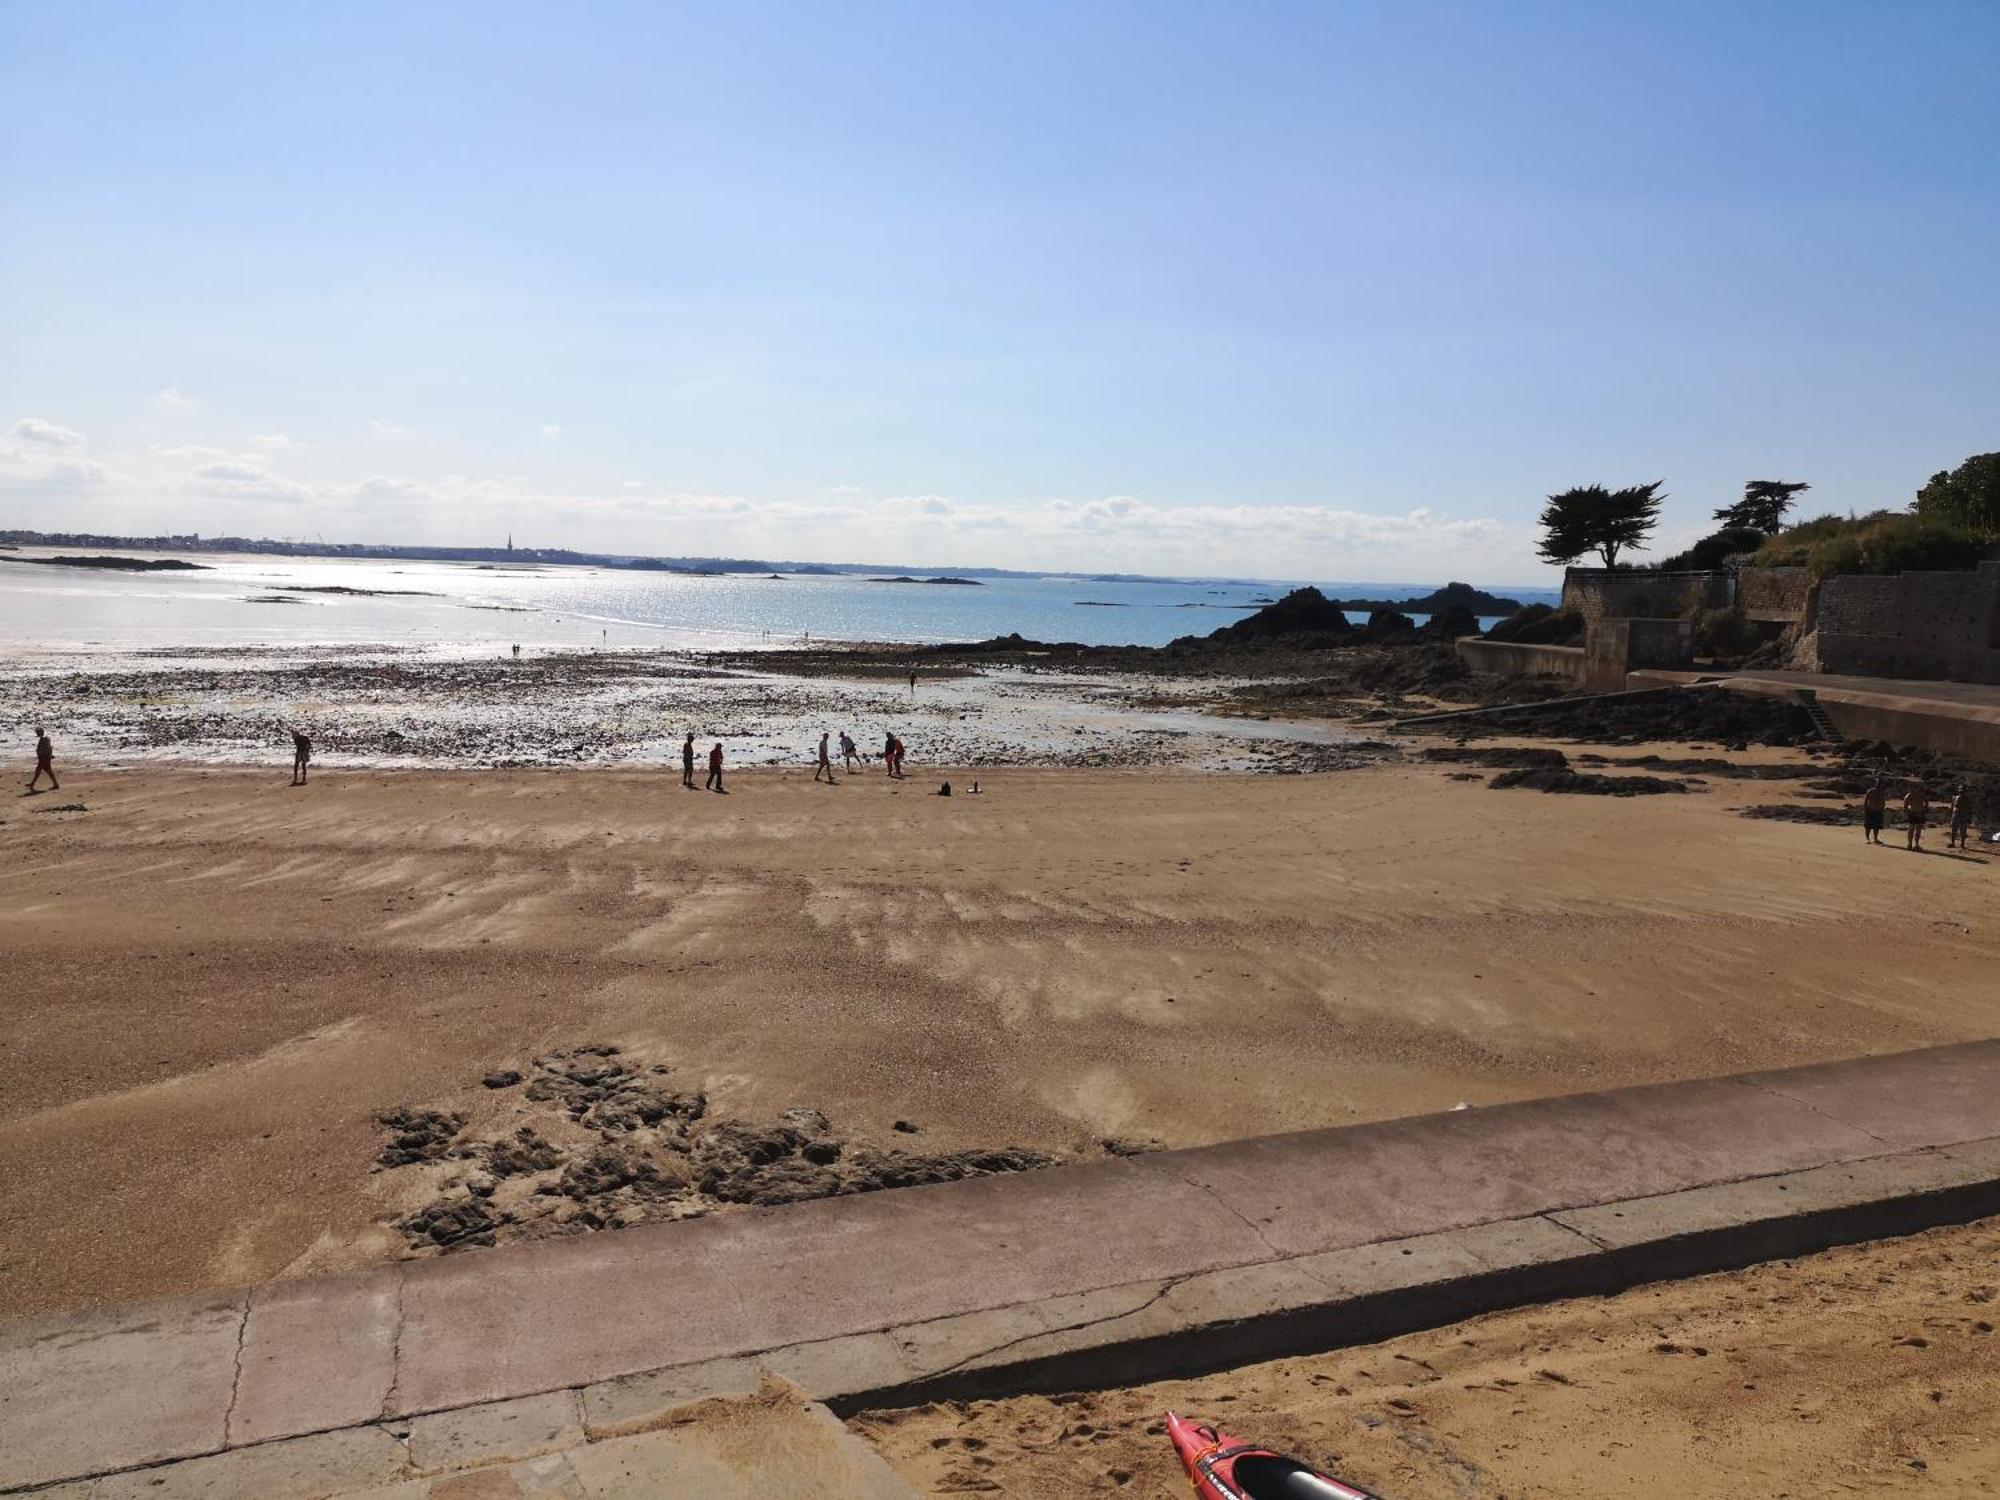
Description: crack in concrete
1161,1163,1289,1262
378,1265,411,1422
220,1291,252,1449
909,1274,1191,1382
1740,1076,1893,1148
1538,1210,1613,1254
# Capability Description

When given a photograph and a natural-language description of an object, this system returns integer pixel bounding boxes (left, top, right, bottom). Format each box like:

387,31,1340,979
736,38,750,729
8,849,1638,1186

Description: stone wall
1583,618,1693,691
1737,567,1814,625
1815,562,2000,685
1562,569,1732,623
1454,638,1587,686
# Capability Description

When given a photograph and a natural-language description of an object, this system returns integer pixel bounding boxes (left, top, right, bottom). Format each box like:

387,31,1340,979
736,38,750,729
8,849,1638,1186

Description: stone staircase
1798,691,1843,744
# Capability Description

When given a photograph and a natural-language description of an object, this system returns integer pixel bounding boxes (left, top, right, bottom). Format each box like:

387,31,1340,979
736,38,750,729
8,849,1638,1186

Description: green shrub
1751,510,1992,578
1655,526,1768,572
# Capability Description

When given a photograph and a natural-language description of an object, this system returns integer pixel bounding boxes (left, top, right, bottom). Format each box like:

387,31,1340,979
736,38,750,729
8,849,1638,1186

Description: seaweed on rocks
1422,746,1569,770
374,1108,465,1167
1738,804,1859,826
1572,754,1824,780
1488,768,1687,796
1458,689,1818,747
376,1051,1071,1256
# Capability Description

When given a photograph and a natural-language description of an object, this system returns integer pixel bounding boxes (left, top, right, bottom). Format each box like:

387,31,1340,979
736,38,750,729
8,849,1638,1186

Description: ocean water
0,548,1559,656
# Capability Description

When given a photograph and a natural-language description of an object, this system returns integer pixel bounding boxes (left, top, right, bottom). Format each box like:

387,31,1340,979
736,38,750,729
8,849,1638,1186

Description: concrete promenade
1693,668,2000,761
6,1042,2000,1496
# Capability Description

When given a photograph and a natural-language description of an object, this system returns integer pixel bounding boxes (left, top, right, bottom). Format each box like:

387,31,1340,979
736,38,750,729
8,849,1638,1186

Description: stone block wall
1815,562,2000,684
1561,569,1734,623
1736,567,1814,624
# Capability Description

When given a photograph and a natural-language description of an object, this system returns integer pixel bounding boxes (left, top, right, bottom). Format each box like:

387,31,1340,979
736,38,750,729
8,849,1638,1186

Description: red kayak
1166,1412,1384,1500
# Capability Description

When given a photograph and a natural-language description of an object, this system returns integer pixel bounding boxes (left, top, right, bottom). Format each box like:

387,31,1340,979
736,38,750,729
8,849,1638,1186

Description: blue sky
4,1,1996,581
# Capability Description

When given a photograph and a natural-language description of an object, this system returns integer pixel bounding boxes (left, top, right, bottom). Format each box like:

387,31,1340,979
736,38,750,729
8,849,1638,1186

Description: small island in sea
866,575,984,586
16,554,209,572
1325,580,1522,614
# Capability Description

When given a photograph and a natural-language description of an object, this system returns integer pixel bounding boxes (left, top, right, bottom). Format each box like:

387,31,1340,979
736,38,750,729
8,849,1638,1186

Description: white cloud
879,494,953,517
180,460,316,504
540,424,563,439
0,439,109,495
251,433,294,449
12,417,84,447
156,385,194,407
2,412,1538,577
348,475,431,505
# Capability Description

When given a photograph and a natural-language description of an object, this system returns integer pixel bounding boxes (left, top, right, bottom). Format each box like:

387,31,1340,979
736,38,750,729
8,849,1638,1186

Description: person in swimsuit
682,733,696,789
1861,775,1886,845
814,731,837,784
27,726,58,792
705,741,725,793
291,728,312,785
1902,782,1931,851
1947,784,1973,849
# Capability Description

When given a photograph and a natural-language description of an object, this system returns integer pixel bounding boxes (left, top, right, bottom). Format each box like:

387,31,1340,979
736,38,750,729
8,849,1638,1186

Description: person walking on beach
839,731,859,773
1903,782,1931,851
1862,775,1886,845
682,733,697,789
291,728,312,786
705,741,725,793
909,672,917,695
814,731,837,784
26,726,58,792
1947,784,1974,850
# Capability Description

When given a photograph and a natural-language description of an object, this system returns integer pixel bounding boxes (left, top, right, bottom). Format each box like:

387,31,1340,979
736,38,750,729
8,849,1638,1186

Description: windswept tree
1714,479,1809,535
1913,452,2000,533
1536,481,1665,569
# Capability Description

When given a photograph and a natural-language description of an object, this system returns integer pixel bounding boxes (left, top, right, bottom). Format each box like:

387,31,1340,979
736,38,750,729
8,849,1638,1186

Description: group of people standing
1862,775,1978,851
816,729,904,784
676,730,905,792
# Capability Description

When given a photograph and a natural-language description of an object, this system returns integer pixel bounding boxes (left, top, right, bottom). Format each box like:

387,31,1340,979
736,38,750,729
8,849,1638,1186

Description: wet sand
856,1215,2000,1496
3,757,1997,1318
0,643,1375,773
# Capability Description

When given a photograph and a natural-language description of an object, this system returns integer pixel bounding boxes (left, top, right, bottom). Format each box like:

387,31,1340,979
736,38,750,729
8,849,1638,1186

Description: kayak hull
1165,1411,1383,1500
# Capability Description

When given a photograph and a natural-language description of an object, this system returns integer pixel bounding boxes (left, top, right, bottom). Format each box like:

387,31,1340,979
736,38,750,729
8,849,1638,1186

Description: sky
3,1,1997,584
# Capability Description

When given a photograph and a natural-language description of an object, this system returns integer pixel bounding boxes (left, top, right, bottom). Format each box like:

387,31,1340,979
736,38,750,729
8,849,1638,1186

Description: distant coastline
0,529,1546,599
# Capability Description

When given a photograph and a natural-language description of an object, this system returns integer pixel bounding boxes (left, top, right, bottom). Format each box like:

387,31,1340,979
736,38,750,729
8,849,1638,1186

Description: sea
0,548,1560,657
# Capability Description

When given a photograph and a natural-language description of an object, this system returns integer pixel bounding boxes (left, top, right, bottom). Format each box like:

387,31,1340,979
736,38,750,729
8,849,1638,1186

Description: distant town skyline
4,2,1997,582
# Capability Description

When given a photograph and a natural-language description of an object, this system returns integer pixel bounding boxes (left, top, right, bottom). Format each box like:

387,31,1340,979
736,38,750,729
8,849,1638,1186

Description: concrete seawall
6,1043,2000,1496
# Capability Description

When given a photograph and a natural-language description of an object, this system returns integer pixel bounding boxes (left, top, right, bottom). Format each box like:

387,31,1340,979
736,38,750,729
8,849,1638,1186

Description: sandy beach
856,1214,2000,1495
4,752,1997,1319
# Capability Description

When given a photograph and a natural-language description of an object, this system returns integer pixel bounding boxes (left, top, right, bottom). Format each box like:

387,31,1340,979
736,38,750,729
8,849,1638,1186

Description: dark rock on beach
1423,746,1569,770
379,1050,1071,1255
374,1107,465,1166
1738,803,1859,826
1488,767,1688,796
397,1195,499,1249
